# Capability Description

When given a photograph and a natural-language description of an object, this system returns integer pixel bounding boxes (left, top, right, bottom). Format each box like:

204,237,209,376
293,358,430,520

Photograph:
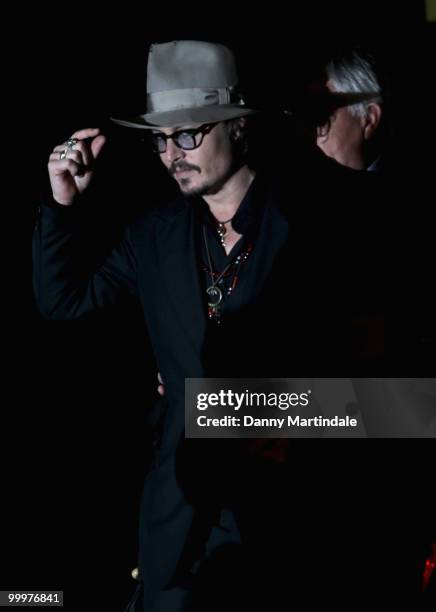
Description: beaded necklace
202,225,252,323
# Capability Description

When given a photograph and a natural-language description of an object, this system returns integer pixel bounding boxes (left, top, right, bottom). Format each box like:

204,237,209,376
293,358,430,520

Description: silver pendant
206,285,222,306
217,223,227,247
217,223,226,238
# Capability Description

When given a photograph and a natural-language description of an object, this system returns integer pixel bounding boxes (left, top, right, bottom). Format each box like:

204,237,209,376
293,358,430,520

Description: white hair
326,50,383,120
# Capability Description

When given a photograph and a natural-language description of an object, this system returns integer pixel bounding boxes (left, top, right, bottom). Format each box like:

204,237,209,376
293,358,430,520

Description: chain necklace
202,225,252,323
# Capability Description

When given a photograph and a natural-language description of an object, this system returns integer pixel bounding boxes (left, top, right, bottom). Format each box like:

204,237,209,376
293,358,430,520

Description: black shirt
187,173,289,377
192,175,266,324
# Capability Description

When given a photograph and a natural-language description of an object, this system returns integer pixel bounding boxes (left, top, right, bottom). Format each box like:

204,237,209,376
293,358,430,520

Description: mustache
169,162,201,176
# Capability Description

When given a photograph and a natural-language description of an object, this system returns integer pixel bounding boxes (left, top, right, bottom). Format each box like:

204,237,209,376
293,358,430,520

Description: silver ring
60,148,68,160
66,138,78,149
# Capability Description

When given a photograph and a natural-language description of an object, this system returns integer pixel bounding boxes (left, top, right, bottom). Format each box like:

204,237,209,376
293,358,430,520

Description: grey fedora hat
110,40,256,129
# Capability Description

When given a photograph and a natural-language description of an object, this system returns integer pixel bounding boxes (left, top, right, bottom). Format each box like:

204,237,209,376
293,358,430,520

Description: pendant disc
206,286,222,306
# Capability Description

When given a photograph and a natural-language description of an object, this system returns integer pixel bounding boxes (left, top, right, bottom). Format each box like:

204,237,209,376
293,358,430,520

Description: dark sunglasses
151,123,218,153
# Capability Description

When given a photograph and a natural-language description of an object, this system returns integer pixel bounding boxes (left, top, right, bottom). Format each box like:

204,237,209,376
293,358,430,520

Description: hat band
147,87,234,113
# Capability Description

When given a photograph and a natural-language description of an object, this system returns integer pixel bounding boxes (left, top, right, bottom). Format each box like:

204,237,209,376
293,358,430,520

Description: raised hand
48,128,106,206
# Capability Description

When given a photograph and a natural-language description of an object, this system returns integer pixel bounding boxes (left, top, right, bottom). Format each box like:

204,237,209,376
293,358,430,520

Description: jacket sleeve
32,197,139,320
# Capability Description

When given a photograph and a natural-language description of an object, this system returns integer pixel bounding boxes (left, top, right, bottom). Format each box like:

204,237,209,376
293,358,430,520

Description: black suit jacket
32,175,293,593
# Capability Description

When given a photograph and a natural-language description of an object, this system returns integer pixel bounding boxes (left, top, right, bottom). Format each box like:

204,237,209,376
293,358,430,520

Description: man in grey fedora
32,36,432,609
34,39,297,611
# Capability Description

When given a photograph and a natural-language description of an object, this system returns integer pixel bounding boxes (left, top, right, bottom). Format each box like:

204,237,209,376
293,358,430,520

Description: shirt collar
190,172,265,238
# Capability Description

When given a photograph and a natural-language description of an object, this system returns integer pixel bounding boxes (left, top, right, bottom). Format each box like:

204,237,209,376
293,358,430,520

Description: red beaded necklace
202,225,252,323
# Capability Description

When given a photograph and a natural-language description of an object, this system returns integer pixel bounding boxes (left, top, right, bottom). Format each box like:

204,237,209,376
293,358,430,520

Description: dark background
2,2,435,608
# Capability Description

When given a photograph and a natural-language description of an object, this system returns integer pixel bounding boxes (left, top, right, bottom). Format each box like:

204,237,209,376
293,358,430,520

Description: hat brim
110,105,256,130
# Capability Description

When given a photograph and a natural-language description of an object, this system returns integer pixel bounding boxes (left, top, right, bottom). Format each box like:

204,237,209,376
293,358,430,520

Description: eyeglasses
151,123,218,154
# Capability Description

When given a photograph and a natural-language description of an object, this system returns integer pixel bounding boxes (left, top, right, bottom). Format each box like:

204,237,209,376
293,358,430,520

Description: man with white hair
316,47,385,170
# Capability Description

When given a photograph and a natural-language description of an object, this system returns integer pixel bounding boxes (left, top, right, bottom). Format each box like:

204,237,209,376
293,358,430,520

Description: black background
2,2,435,608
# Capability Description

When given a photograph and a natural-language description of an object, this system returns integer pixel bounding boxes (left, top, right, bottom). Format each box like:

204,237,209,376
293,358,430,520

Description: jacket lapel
156,203,206,354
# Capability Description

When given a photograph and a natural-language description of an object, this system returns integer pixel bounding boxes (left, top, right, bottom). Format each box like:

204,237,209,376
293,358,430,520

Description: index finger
70,127,101,140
